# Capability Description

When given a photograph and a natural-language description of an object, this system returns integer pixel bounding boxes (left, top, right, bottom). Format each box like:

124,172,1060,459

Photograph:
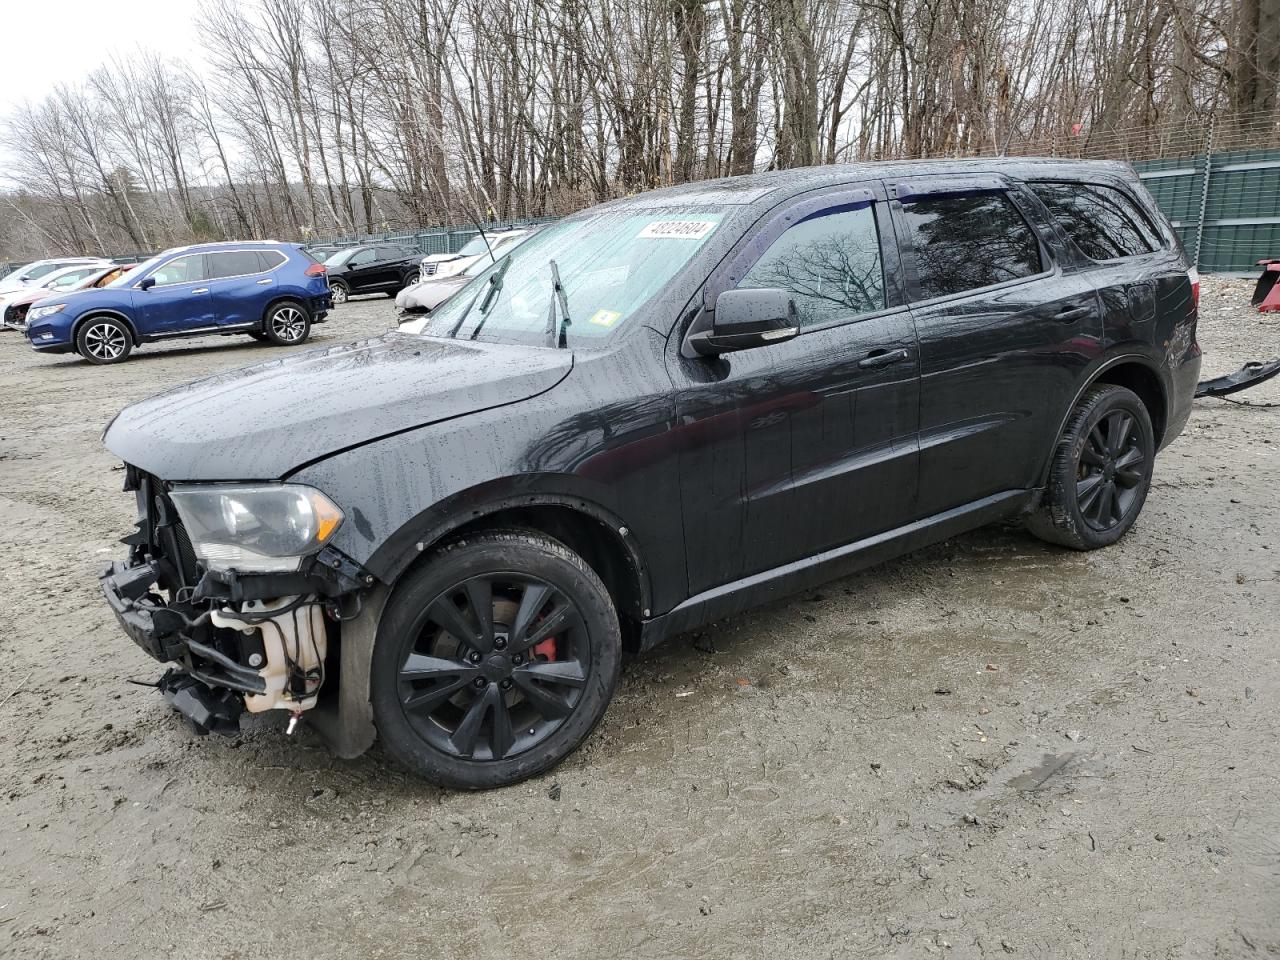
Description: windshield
415,208,724,347
107,251,172,287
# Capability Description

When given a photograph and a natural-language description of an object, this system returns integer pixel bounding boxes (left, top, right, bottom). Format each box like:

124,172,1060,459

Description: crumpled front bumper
100,559,184,663
100,558,270,696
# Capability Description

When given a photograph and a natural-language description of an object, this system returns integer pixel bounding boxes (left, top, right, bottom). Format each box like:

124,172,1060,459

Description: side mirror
137,276,156,291
686,288,799,357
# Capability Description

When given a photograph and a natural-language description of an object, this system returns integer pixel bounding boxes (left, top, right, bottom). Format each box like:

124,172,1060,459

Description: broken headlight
168,484,344,574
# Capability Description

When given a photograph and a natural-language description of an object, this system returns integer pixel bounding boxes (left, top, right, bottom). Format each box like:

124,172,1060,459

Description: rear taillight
305,263,327,277
1188,267,1200,309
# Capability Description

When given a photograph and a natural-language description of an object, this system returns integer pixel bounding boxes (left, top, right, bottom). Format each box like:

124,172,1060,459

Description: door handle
1053,305,1091,323
257,278,273,285
191,288,209,295
858,348,909,369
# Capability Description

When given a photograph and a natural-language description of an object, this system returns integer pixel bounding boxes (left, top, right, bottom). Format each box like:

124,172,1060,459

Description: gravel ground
0,279,1277,959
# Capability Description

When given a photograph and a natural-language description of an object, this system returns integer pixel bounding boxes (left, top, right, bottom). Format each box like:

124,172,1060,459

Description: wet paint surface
1,280,1277,958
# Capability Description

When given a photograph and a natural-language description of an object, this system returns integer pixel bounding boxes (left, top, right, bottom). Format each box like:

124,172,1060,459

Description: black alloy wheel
1026,384,1155,550
1075,409,1147,532
397,573,591,761
371,530,621,789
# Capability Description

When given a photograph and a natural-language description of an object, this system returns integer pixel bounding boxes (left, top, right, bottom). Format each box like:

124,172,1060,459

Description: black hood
104,333,573,480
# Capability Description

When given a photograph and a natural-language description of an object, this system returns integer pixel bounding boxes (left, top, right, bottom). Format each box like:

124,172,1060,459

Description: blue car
25,241,333,364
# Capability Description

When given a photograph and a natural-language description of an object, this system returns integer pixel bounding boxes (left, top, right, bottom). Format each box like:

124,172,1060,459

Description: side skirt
637,489,1033,651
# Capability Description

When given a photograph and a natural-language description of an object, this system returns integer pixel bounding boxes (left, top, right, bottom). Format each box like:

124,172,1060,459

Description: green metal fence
1135,148,1280,273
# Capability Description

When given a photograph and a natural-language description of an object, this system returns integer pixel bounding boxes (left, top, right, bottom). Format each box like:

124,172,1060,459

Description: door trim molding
638,488,1031,649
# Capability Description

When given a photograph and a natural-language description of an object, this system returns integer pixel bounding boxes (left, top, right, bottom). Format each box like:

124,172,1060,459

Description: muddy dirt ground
0,278,1276,959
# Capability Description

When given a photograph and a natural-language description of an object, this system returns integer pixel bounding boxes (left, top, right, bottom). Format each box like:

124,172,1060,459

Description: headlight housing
28,303,67,321
168,484,344,574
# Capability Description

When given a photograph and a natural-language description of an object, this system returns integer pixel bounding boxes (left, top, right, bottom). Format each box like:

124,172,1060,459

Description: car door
133,253,215,335
673,185,920,593
887,175,1104,518
1026,179,1188,348
343,247,379,292
206,249,281,327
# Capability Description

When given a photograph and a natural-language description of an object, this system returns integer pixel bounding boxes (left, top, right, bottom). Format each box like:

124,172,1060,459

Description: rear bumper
1163,348,1201,448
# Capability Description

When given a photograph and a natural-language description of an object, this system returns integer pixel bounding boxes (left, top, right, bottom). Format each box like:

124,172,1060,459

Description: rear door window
900,192,1043,300
738,204,885,328
207,251,266,279
1030,182,1157,261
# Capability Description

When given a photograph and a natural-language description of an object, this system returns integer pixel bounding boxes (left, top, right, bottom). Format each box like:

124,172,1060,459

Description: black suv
99,160,1200,789
324,243,421,302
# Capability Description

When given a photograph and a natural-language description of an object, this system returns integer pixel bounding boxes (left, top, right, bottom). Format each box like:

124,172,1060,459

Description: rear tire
262,302,311,346
1025,385,1155,550
370,530,621,790
76,316,133,364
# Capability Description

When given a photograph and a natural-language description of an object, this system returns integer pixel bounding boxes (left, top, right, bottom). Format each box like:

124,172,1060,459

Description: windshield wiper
449,255,511,339
544,259,572,349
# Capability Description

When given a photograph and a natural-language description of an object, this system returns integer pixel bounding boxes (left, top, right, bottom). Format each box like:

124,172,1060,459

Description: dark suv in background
99,159,1198,789
324,243,421,302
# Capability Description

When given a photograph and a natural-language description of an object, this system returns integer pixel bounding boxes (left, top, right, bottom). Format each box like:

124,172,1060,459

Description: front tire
329,280,349,305
262,302,311,346
1025,385,1155,550
76,316,133,364
370,530,621,790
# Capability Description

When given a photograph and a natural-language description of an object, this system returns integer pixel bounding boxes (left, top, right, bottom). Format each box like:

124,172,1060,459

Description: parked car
0,263,132,329
0,257,109,293
25,241,331,364
98,159,1199,789
396,230,538,320
303,243,347,262
417,228,531,282
324,243,421,303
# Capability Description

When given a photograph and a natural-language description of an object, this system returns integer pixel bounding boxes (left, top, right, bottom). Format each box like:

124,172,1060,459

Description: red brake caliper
531,636,558,661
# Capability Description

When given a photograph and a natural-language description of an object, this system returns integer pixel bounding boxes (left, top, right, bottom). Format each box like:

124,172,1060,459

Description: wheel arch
371,492,653,652
72,309,140,345
261,294,310,325
1038,353,1168,488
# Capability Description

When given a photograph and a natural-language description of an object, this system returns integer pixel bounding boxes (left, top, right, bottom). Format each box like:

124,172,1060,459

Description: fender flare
261,294,311,326
365,485,654,618
1037,350,1168,487
72,309,141,345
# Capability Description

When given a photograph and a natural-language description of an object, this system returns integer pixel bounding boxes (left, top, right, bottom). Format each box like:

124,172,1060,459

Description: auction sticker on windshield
637,220,717,240
588,309,622,327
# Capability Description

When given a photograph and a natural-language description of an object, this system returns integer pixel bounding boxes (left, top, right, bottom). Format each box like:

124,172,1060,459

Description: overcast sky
0,0,206,115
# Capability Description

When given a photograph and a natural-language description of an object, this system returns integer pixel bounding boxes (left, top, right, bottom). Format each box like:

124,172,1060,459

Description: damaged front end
100,464,370,737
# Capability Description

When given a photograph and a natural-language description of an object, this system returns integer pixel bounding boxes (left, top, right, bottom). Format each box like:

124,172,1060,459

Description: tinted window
150,255,207,286
902,192,1043,300
1031,182,1155,261
206,251,266,279
349,248,376,266
738,204,885,328
260,250,286,270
